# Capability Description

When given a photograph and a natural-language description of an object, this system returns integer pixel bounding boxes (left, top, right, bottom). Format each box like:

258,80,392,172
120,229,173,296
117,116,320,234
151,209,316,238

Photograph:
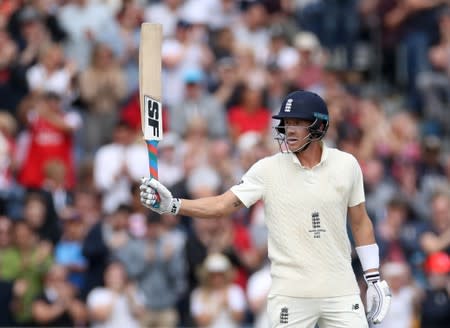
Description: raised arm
140,178,245,219
179,190,244,219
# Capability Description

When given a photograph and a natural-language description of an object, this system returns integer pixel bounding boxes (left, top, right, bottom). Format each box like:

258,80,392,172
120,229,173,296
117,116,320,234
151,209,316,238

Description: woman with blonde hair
190,253,246,328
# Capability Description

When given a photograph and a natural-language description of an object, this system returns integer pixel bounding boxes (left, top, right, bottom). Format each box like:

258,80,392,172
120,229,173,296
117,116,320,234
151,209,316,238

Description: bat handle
146,139,161,204
146,139,159,179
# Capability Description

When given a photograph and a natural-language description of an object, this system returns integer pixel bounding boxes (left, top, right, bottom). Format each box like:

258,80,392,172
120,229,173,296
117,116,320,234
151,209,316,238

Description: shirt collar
291,141,328,168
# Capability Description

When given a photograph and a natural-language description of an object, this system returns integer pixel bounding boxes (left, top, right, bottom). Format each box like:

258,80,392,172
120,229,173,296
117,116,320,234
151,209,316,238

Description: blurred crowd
0,0,449,327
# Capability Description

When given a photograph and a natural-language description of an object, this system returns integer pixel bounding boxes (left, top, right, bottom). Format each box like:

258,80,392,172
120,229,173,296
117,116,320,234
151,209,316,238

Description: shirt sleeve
230,160,265,208
348,158,365,207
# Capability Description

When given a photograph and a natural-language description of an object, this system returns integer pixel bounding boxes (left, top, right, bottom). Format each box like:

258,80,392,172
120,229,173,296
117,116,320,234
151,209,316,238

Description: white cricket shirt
230,143,364,298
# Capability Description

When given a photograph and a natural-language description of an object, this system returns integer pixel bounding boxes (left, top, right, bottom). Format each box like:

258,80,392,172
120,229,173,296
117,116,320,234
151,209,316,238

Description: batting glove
140,177,181,215
364,271,392,324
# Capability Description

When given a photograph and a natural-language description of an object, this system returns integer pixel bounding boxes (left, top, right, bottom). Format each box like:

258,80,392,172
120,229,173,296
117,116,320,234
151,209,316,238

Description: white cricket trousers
267,294,369,328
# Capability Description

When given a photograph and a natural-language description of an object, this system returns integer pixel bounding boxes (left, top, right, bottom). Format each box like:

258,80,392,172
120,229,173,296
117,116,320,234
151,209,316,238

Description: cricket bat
139,23,163,180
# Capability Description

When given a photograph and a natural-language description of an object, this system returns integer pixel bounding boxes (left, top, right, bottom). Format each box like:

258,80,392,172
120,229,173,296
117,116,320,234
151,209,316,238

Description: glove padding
140,177,181,215
364,271,392,324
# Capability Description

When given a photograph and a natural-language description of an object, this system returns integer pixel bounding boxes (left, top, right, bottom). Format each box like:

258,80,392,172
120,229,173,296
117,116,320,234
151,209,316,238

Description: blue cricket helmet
272,90,329,140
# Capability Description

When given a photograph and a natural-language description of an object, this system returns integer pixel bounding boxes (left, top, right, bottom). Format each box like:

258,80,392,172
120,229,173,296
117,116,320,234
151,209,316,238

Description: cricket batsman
140,90,391,327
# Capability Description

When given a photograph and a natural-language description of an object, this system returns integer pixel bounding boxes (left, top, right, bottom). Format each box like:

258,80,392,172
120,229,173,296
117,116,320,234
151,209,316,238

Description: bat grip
146,140,159,179
146,139,160,204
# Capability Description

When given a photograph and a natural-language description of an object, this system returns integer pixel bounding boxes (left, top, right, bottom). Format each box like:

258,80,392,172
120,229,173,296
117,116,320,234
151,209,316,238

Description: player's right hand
140,177,181,215
364,271,392,324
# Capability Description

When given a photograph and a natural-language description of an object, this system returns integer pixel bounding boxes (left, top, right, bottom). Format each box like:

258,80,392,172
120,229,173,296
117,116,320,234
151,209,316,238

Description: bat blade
139,23,163,179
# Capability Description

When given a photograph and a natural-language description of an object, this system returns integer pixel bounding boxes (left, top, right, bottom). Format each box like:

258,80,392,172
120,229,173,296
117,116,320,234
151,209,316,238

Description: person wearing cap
141,90,391,327
418,252,450,327
190,253,246,328
375,262,419,328
291,31,325,92
169,68,227,139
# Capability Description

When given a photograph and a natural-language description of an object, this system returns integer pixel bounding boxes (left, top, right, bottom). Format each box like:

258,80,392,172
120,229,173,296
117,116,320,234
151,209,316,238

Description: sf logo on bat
144,95,162,140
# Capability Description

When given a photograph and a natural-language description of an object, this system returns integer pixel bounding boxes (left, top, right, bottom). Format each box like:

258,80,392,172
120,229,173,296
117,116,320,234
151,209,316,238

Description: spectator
156,132,184,188
0,112,18,212
128,182,149,240
111,1,142,96
25,42,76,98
22,191,61,245
227,82,271,145
202,0,239,31
31,264,87,327
265,62,297,116
390,155,427,220
418,251,450,327
54,214,87,291
419,190,450,255
362,158,397,222
385,0,443,111
17,92,81,190
0,27,25,112
14,5,51,70
190,252,246,328
291,31,326,93
210,56,240,108
0,220,53,325
161,19,214,107
7,2,66,45
209,217,261,289
0,215,12,250
246,259,271,328
71,188,102,229
416,5,450,137
57,0,118,69
376,261,419,328
0,277,27,327
232,45,267,91
207,138,236,191
93,120,147,214
81,205,130,298
42,159,73,218
87,261,141,328
170,68,227,139
78,42,127,156
115,213,186,328
232,1,270,64
144,0,184,38
376,197,414,263
265,26,299,72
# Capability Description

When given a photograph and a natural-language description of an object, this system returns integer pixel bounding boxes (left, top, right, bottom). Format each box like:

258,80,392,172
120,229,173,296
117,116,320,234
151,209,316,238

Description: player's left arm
348,202,376,251
348,202,392,324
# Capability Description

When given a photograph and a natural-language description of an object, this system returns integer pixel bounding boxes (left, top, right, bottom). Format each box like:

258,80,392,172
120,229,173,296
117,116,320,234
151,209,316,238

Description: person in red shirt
227,82,271,145
17,92,81,189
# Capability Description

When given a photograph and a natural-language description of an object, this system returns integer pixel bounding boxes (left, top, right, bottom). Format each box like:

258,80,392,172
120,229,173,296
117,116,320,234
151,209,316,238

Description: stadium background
0,0,449,327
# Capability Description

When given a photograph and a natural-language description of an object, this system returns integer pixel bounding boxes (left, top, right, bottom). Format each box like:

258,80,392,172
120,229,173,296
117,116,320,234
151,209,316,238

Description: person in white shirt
140,90,392,327
87,261,141,328
94,120,148,214
190,253,246,328
247,260,271,328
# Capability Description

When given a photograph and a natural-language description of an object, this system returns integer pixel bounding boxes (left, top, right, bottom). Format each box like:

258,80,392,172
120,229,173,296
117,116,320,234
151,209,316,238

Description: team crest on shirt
280,307,289,324
308,211,326,238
